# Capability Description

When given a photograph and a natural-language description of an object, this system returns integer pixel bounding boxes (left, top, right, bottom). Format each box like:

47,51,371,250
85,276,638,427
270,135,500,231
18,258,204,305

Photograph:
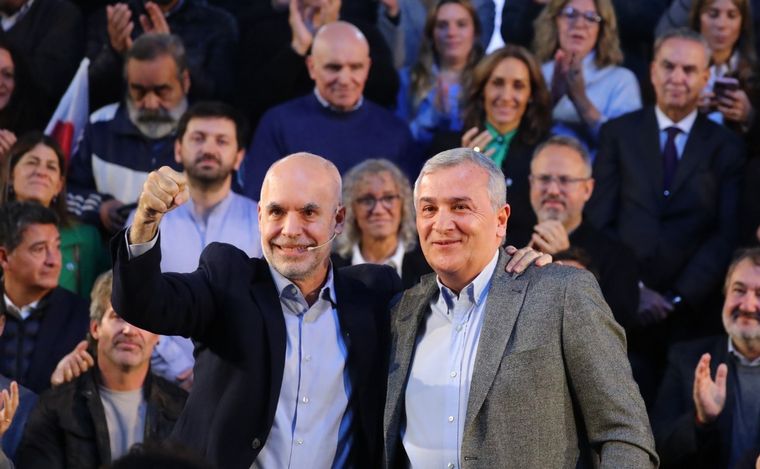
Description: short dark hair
724,247,760,293
125,33,188,81
176,101,250,151
0,201,58,253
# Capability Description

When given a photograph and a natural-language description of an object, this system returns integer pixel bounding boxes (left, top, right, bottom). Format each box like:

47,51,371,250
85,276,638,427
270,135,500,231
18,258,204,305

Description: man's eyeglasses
355,194,400,211
529,174,591,189
558,6,603,25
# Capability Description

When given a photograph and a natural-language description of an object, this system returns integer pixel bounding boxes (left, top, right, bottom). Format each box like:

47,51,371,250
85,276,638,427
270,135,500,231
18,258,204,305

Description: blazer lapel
464,251,528,431
384,275,437,444
670,114,710,196
333,270,376,392
640,108,665,202
249,263,287,427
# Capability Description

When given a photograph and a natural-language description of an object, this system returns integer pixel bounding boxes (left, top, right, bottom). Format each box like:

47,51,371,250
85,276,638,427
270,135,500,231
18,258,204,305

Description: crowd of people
0,0,757,467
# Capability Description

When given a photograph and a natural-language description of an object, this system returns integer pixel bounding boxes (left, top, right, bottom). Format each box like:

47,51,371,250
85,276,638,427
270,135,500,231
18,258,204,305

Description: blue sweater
241,93,418,200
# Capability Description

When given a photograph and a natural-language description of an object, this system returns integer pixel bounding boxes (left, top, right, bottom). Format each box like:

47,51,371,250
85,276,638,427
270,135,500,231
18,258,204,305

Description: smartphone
713,76,740,98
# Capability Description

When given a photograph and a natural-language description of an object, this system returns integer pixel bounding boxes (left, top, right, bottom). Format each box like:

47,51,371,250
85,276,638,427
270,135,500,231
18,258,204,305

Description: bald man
111,153,402,468
240,21,416,201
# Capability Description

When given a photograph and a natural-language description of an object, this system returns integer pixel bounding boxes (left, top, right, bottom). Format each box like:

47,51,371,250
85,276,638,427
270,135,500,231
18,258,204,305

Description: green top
59,222,110,298
484,122,518,168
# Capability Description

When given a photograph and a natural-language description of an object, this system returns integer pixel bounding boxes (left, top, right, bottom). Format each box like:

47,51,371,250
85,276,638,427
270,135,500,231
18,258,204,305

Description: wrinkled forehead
416,163,490,201
655,38,709,68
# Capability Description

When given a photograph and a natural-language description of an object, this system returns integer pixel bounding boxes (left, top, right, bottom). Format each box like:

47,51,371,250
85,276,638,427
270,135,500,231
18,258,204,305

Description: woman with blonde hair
533,0,641,151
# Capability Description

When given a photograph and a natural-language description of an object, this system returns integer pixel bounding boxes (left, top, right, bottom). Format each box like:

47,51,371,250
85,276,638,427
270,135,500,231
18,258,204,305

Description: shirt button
304,355,312,362
450,371,457,378
448,463,455,469
448,416,454,422
664,190,671,197
296,439,304,445
302,396,310,404
456,324,463,332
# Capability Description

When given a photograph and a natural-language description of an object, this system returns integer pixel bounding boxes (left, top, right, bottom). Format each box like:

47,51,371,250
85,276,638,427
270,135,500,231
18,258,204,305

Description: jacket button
251,438,261,449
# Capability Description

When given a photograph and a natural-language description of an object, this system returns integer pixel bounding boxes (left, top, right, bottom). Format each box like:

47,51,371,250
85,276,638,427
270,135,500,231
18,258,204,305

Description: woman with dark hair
690,0,759,131
0,38,46,159
533,0,641,151
396,0,484,147
430,44,552,247
0,132,108,297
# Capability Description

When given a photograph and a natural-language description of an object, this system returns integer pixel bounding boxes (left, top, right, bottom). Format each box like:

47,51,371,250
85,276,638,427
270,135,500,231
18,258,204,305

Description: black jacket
111,234,401,468
16,368,187,468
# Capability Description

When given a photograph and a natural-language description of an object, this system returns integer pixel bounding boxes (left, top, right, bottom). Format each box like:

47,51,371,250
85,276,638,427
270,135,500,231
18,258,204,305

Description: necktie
662,126,681,194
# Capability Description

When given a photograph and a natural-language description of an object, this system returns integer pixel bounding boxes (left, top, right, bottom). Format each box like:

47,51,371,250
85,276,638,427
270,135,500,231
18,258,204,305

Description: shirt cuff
125,227,158,260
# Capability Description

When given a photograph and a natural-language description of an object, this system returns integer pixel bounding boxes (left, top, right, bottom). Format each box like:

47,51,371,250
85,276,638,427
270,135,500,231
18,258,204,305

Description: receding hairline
312,21,369,55
262,153,342,202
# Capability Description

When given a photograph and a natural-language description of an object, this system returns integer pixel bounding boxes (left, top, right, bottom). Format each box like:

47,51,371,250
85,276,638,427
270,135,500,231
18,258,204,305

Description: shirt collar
268,262,337,315
728,337,760,367
313,88,364,112
0,0,33,30
185,190,234,226
435,250,499,309
3,294,39,321
655,105,698,135
351,240,405,277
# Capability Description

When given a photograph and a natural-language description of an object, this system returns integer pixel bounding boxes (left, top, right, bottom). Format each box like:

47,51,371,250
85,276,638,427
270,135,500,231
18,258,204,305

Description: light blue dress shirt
254,266,352,469
542,52,642,150
402,251,499,469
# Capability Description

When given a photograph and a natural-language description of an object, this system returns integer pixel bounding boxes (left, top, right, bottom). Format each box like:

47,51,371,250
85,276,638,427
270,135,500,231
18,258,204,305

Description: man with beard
68,33,189,233
16,270,187,468
126,101,260,388
653,248,760,468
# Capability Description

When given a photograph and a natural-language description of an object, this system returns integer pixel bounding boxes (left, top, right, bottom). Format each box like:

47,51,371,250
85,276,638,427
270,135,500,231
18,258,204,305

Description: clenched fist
130,166,189,244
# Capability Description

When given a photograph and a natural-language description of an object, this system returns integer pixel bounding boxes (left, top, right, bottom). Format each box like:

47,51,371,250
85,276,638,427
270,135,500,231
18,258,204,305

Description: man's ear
334,205,346,235
89,319,100,342
233,148,245,171
0,246,10,272
181,69,191,95
174,139,183,165
0,315,6,337
306,55,316,81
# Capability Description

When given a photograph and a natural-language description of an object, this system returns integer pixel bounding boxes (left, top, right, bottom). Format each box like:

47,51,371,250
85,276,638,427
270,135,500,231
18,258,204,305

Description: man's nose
741,291,760,313
280,213,301,236
142,91,160,110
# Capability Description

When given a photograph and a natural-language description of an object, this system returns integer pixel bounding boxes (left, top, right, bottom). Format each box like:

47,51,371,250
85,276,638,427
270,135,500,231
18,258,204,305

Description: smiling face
11,143,64,207
258,155,344,282
352,171,402,243
0,48,15,111
307,23,371,112
651,37,710,121
175,117,243,188
556,0,600,59
92,305,159,371
433,2,476,66
723,258,760,348
483,57,532,134
700,0,742,62
415,162,508,292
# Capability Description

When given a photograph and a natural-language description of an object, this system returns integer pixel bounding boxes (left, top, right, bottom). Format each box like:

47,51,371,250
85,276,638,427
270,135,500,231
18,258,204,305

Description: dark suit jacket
430,131,541,248
111,233,401,469
587,107,745,306
570,220,640,330
383,250,658,468
652,335,756,469
331,245,432,290
0,287,90,394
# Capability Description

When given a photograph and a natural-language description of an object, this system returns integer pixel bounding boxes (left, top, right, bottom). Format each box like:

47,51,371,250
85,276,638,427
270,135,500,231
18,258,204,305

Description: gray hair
653,28,710,64
334,159,417,257
414,148,507,210
125,33,188,81
532,135,593,176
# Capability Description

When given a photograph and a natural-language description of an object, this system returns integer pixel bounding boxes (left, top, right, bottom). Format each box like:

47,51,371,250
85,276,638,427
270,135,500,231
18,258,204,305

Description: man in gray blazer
383,148,658,468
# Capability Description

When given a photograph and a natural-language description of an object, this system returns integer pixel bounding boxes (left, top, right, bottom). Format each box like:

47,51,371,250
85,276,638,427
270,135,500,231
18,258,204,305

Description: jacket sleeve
673,136,745,305
15,396,66,469
561,269,659,468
